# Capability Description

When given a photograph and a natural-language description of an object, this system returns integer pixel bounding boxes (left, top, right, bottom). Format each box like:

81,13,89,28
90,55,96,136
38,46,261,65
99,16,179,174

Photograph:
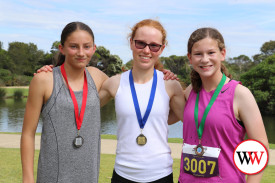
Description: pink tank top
178,80,246,183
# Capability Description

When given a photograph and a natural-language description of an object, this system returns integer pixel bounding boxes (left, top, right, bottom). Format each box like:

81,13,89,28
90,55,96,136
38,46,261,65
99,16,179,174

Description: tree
0,68,14,86
89,46,122,76
0,49,15,72
227,55,254,80
160,55,191,86
261,40,275,56
240,54,275,114
7,42,44,76
252,40,275,63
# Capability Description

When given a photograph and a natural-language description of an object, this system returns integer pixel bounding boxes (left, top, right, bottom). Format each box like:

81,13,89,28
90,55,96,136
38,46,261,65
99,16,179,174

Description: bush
14,90,23,100
13,75,32,86
0,88,6,99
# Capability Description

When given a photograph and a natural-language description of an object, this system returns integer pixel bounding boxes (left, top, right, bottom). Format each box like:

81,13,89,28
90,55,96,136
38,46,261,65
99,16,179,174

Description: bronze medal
136,134,147,146
73,135,84,148
194,144,205,156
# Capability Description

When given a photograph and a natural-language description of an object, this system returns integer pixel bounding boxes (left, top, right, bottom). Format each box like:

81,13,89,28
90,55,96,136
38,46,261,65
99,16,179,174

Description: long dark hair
188,27,232,93
55,21,95,66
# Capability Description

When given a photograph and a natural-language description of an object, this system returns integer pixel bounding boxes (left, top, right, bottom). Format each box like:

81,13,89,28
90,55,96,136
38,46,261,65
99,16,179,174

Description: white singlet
114,70,173,182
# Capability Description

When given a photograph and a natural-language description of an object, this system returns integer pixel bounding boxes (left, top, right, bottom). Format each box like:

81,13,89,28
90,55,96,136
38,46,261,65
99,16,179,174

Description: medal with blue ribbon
129,69,157,146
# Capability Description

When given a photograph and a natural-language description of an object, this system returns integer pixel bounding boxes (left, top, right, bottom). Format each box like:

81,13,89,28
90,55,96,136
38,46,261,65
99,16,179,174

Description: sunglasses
134,40,162,52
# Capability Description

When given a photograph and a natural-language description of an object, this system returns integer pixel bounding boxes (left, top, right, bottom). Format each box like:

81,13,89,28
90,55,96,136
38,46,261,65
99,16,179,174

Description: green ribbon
194,73,226,139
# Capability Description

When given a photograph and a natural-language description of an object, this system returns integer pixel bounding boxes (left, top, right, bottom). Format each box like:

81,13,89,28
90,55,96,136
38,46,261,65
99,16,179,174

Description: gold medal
136,134,147,146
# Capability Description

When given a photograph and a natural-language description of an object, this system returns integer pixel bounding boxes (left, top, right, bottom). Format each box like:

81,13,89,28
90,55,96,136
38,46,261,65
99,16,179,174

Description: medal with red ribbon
60,63,88,148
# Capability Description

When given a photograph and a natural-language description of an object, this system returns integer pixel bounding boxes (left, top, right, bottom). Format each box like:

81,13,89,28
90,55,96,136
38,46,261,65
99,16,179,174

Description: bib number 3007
182,153,219,177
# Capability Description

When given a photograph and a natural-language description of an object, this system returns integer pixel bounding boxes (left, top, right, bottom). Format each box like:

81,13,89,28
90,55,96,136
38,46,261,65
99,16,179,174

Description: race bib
182,143,221,177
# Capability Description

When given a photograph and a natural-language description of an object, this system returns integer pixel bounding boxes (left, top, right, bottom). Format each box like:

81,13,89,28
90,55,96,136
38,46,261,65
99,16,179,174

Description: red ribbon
60,64,88,131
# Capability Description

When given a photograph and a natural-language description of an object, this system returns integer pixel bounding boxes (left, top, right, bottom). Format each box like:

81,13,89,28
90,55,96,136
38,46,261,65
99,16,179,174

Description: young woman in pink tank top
176,28,269,183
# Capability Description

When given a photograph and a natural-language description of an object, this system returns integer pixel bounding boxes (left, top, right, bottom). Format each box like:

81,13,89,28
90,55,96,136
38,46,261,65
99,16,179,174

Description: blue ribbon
129,69,157,129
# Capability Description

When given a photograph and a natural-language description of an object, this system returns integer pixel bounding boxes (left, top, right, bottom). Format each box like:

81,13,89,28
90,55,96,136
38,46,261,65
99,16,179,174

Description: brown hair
188,27,232,93
55,21,95,66
128,19,167,71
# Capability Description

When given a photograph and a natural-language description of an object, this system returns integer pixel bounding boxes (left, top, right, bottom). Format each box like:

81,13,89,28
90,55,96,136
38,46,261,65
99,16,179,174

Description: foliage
252,40,275,63
160,55,191,86
0,41,124,86
227,55,254,80
13,90,23,100
123,59,133,70
0,68,14,86
89,46,123,76
240,54,275,114
8,42,45,76
0,49,16,72
261,40,275,56
0,88,6,99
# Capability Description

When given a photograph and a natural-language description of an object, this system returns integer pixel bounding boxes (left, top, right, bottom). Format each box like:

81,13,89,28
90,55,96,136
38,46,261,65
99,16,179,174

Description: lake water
0,98,274,143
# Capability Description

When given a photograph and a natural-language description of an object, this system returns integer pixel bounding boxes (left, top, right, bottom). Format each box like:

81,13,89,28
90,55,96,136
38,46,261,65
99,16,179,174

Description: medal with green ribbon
194,73,226,156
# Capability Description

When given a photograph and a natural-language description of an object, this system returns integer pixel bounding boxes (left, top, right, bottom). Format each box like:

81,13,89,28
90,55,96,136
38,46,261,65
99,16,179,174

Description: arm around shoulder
166,80,185,123
99,74,121,107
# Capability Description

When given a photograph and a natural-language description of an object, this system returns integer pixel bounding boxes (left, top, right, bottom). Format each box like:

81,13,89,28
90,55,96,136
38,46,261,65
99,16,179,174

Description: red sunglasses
134,40,162,52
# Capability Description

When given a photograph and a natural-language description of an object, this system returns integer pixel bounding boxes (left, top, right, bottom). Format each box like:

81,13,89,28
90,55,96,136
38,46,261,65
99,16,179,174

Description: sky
0,0,275,64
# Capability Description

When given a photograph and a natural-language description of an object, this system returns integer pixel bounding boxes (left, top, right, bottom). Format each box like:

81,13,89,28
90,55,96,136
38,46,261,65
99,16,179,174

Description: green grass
0,148,274,183
0,87,29,98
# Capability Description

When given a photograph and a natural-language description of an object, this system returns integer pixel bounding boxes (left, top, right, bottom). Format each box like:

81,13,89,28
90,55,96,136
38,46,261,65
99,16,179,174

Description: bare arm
86,67,109,93
234,84,269,183
99,74,120,107
21,73,50,183
166,80,185,124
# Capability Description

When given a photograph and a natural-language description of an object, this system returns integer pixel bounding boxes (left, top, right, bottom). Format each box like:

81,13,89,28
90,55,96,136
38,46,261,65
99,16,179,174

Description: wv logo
233,140,268,174
236,151,265,165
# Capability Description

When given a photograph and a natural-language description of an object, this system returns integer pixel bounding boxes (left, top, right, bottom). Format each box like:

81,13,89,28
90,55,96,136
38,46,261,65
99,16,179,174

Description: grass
1,132,274,149
0,148,274,183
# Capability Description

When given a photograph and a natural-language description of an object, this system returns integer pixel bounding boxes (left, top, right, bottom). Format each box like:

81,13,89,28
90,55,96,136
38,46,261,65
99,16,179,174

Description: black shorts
111,169,174,183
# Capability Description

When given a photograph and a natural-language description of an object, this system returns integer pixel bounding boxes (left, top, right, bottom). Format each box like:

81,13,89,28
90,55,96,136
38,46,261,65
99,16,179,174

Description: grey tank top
37,67,101,183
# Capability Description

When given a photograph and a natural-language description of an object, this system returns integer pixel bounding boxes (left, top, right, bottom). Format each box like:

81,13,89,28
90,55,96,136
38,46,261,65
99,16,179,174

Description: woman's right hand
34,65,54,75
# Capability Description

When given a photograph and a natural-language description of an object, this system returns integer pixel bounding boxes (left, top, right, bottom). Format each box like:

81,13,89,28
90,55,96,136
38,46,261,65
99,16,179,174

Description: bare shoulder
86,66,109,92
184,84,193,100
108,74,121,83
235,84,254,101
29,72,53,102
165,79,182,88
164,80,183,98
86,66,107,78
31,72,53,87
234,83,259,119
